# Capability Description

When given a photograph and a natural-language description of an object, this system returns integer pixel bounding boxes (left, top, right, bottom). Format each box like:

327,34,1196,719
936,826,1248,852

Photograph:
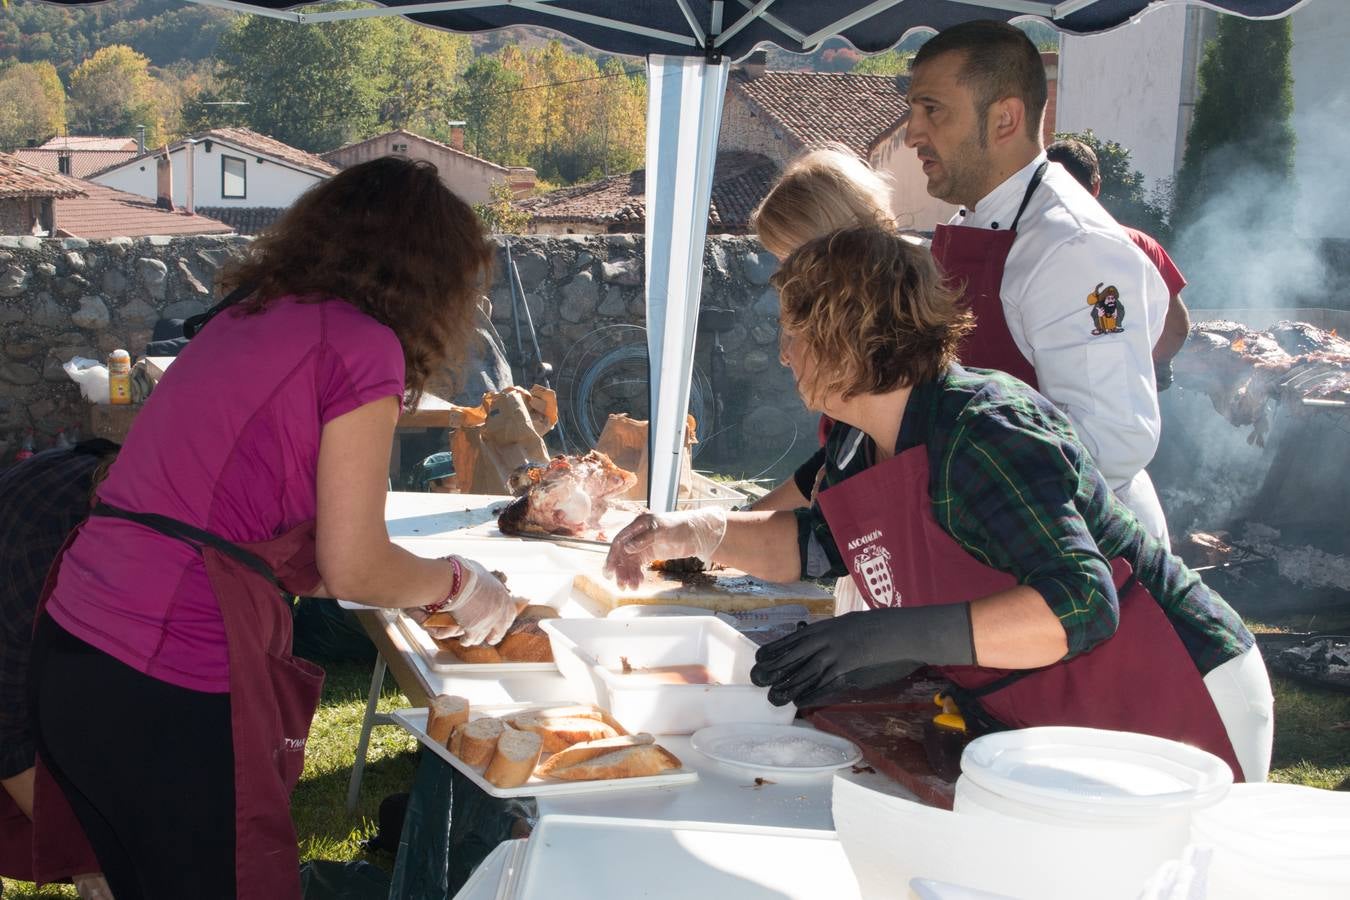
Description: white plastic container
953,728,1232,896
1190,782,1350,899
541,616,794,734
506,815,859,900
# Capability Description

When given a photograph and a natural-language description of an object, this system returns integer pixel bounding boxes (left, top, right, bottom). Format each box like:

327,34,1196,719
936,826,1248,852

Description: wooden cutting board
572,566,834,614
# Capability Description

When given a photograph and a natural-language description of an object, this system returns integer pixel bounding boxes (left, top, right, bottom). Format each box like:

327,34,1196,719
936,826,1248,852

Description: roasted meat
497,451,637,537
1172,319,1350,446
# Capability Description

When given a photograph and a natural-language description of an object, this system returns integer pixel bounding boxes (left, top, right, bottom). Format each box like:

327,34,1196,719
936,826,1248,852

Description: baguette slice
430,604,558,663
484,729,543,789
537,743,682,781
426,695,470,746
534,734,654,778
449,716,505,767
509,713,619,753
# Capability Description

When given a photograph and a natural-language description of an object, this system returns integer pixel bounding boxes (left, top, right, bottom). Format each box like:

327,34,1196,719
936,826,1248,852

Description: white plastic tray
389,538,605,673
506,815,861,900
393,705,699,799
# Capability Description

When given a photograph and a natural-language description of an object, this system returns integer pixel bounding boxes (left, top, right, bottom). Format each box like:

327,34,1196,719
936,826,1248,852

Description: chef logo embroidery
853,544,899,608
1087,282,1125,334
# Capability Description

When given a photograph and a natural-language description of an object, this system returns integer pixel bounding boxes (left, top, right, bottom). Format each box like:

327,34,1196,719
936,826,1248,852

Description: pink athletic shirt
47,296,404,692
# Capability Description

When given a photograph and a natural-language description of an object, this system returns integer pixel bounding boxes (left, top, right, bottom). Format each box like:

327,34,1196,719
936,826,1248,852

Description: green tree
852,49,911,76
1172,17,1294,229
474,179,530,234
1054,129,1170,238
67,45,164,144
0,61,66,150
214,4,395,151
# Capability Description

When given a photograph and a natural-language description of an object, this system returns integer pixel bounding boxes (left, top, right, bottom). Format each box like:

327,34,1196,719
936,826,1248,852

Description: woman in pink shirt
30,157,517,900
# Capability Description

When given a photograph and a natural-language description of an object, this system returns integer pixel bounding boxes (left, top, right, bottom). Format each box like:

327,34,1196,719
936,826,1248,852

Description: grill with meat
1172,319,1350,446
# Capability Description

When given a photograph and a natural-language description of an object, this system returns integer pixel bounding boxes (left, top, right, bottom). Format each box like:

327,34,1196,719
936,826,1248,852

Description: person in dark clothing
0,438,119,899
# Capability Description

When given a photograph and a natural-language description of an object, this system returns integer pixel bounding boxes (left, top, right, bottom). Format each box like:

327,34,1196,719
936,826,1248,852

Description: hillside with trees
1,0,646,185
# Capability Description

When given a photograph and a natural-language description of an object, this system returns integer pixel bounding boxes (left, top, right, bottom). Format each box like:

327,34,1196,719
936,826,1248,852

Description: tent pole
643,54,730,512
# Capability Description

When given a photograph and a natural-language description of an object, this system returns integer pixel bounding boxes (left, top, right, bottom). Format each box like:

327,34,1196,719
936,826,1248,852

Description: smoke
1171,83,1350,310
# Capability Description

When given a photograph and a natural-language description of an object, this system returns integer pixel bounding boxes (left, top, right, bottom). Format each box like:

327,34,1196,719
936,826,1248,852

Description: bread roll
432,605,559,663
450,716,505,767
426,695,469,745
484,728,543,789
509,712,619,753
537,743,681,781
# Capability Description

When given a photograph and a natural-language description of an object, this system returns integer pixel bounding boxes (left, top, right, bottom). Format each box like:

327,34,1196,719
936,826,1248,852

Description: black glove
750,604,976,707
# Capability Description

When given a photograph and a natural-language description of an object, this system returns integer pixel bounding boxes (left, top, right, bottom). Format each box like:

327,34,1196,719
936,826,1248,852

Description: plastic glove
749,604,975,707
73,873,115,900
603,507,728,590
444,556,519,646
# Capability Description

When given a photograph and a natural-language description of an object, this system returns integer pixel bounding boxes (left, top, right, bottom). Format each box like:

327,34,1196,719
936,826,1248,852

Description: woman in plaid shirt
606,225,1273,781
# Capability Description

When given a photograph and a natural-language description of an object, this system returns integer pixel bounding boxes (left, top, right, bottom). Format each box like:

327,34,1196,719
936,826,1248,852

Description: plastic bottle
54,429,71,450
108,349,132,406
15,431,34,462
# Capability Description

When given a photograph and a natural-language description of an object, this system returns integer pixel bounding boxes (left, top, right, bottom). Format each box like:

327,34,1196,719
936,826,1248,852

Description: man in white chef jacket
905,20,1171,542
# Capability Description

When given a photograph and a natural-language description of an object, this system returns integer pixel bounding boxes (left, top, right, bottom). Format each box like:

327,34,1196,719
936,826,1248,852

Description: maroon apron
816,441,1244,779
930,162,1046,388
30,505,325,897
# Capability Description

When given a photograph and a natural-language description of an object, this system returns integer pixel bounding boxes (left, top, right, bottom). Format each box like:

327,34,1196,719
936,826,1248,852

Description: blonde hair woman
751,143,896,260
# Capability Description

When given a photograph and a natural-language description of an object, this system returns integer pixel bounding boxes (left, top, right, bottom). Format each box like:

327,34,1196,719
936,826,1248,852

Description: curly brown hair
772,225,972,401
219,156,493,406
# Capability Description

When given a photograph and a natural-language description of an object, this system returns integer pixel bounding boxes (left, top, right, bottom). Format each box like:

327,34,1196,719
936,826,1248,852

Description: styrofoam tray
691,723,862,777
388,538,605,673
505,815,860,900
393,705,698,799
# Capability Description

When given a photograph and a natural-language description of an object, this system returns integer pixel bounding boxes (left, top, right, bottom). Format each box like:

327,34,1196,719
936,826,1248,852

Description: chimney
741,49,767,80
448,120,466,151
155,150,175,211
136,125,146,155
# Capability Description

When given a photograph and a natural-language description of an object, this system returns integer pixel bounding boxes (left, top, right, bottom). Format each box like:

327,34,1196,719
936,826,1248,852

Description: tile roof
195,206,286,236
53,180,234,239
730,70,911,157
14,147,140,179
514,151,779,233
88,127,338,179
36,136,139,152
322,128,511,174
0,153,87,199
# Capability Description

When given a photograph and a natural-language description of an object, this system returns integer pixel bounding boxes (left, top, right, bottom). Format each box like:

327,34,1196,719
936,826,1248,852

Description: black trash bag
291,597,377,664
389,751,535,899
298,859,390,900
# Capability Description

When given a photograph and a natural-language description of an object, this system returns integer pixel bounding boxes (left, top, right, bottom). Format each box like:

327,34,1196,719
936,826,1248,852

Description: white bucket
1191,782,1350,899
953,728,1233,895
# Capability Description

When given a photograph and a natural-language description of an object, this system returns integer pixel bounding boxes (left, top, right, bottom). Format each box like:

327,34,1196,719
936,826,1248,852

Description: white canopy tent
52,0,1311,508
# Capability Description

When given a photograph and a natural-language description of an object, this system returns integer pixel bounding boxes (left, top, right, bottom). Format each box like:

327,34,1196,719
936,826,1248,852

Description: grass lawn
3,626,1346,898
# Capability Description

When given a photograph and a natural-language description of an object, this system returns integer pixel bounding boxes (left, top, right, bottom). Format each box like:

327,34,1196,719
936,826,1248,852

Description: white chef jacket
951,154,1170,540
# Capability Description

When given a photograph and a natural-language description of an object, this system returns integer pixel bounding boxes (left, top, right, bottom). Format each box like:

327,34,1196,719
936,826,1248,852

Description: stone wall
0,234,813,477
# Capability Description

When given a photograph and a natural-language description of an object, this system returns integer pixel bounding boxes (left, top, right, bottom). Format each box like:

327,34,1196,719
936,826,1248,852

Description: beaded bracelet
420,556,463,615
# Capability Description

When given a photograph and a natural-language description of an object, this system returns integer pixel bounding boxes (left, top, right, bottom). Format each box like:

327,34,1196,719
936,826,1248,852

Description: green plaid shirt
795,365,1251,674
